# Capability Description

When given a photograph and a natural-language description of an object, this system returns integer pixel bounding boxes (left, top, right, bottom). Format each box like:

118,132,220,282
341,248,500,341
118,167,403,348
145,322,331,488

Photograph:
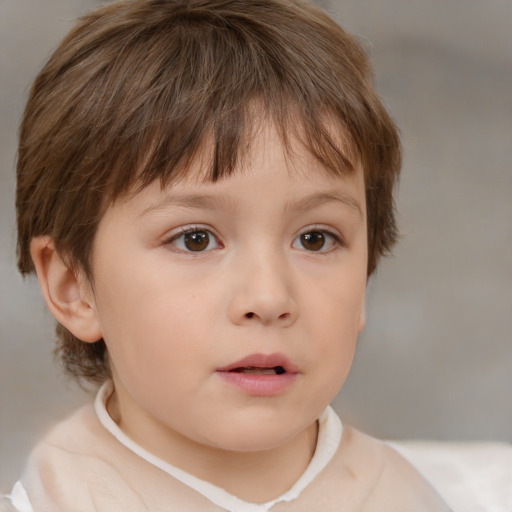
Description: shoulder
16,400,204,511
0,495,22,512
1,405,102,512
336,426,451,511
18,403,130,510
26,402,105,468
391,440,512,512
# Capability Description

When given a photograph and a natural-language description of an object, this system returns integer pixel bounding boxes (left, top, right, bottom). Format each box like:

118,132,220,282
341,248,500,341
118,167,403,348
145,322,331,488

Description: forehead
127,112,361,200
118,120,366,222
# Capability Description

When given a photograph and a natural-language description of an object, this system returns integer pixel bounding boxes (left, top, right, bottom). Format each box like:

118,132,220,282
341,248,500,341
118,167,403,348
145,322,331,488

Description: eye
167,228,221,252
292,229,341,252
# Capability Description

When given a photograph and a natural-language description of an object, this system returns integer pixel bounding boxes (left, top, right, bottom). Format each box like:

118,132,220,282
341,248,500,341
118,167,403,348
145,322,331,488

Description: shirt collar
94,381,342,512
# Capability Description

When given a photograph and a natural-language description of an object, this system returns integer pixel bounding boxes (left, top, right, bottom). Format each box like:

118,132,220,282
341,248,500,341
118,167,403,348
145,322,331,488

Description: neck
107,390,319,503
187,421,319,503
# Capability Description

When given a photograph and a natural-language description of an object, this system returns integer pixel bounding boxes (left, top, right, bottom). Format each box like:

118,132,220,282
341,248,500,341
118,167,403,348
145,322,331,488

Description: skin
86,122,366,500
30,121,449,508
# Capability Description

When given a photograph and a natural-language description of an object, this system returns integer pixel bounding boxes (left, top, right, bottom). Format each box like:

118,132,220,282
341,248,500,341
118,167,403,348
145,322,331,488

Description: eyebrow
140,193,239,217
140,190,363,218
286,192,363,217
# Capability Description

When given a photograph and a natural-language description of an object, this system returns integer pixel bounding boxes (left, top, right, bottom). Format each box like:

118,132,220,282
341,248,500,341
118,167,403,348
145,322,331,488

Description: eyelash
292,226,345,254
164,226,223,253
163,225,345,254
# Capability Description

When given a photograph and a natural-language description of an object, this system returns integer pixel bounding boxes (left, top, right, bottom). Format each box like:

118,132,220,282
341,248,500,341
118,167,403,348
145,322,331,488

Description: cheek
94,270,218,376
305,268,366,338
302,277,364,386
312,305,359,372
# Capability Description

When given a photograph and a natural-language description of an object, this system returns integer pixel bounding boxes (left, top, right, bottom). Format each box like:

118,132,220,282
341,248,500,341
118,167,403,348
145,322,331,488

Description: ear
30,236,103,343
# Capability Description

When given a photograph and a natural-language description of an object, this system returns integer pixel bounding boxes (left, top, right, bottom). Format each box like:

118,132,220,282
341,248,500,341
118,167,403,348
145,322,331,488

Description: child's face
83,121,367,455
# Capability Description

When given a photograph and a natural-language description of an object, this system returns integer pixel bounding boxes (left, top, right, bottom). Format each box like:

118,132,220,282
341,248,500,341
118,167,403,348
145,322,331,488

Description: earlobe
30,236,103,343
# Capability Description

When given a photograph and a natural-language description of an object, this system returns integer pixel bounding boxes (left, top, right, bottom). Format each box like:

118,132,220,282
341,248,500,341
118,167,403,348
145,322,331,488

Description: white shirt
3,382,511,511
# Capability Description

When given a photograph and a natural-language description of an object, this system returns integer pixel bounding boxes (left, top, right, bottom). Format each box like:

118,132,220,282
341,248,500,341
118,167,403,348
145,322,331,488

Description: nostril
245,312,255,319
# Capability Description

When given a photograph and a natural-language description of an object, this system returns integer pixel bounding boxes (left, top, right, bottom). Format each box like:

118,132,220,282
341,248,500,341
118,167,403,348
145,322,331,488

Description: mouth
228,366,287,375
216,353,298,396
217,353,298,375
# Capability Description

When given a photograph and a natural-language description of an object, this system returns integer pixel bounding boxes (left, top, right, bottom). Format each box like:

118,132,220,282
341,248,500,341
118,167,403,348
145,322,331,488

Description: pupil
184,231,209,251
301,232,325,251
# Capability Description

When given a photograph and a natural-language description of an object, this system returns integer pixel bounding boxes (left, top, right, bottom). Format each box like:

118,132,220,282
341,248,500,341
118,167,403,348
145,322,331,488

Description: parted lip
216,353,299,374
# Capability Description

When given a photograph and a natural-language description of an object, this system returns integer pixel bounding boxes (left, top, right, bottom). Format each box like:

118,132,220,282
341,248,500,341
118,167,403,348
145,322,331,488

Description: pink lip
216,353,299,397
217,353,299,373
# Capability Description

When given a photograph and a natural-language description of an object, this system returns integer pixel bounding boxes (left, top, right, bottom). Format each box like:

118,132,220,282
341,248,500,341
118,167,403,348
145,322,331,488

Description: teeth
237,367,284,375
241,367,276,374
228,366,287,375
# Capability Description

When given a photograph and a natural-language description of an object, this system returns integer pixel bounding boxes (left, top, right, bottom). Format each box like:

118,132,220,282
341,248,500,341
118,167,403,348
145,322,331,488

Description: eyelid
163,225,223,252
292,225,346,252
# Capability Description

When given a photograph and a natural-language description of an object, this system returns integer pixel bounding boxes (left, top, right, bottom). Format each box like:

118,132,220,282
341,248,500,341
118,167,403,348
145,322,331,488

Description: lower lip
216,371,297,396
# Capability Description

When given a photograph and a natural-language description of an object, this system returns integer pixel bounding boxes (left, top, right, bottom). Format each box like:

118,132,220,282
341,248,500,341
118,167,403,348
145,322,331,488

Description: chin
203,415,310,453
215,433,293,453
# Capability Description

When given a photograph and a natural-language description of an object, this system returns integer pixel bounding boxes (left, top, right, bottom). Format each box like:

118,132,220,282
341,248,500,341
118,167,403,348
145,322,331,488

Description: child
7,0,451,510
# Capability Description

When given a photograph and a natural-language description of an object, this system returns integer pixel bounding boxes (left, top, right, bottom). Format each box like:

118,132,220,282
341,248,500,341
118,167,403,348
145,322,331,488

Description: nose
227,252,299,328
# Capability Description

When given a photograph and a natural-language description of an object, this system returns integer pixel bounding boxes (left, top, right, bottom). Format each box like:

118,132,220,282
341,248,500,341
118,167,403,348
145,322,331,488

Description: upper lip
216,353,299,374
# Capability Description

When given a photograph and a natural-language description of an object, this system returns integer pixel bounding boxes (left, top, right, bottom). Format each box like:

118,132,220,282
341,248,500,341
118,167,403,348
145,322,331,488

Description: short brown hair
16,0,401,383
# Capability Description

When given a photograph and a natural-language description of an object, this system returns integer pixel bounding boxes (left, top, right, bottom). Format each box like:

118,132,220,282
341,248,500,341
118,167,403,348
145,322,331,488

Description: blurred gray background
1,0,511,490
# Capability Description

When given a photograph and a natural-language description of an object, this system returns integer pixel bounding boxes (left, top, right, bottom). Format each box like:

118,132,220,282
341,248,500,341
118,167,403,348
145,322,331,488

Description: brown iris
184,230,210,251
301,231,325,251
